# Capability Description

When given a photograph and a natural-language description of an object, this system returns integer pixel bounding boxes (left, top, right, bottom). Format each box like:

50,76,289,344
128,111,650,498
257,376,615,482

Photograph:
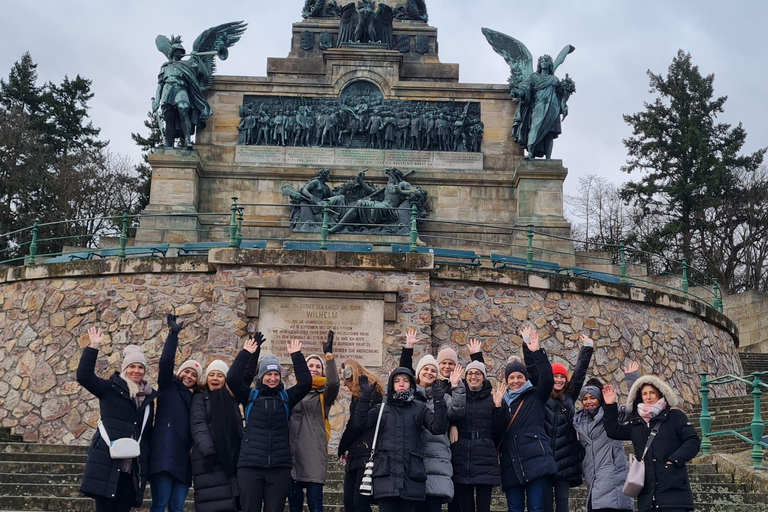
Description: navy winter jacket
149,330,194,485
451,379,501,486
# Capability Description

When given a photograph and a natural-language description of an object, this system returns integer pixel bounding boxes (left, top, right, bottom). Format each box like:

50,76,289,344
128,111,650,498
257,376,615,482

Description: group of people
76,314,700,512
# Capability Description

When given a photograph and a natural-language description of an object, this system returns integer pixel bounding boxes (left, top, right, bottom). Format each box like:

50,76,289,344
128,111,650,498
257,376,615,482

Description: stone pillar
512,159,575,266
135,148,204,245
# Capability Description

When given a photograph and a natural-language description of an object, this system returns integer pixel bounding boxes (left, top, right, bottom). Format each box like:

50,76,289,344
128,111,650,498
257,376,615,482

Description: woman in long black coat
337,359,384,512
148,315,202,512
190,334,261,512
354,367,448,512
524,334,594,512
77,327,158,512
602,375,700,512
493,327,557,512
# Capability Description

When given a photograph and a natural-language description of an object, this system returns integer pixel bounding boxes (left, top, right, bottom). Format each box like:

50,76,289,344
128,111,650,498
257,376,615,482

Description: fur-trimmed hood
626,374,681,409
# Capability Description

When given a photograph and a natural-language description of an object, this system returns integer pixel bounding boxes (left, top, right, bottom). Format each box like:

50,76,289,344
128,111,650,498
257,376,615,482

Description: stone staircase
688,352,768,454
1,441,767,512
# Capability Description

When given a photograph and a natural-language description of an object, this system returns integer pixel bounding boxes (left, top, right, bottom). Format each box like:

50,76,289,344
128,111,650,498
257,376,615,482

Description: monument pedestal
136,148,204,245
512,159,574,266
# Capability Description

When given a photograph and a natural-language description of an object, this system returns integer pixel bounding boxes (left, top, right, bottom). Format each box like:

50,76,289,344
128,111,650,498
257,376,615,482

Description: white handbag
622,421,662,498
98,406,150,460
359,402,385,497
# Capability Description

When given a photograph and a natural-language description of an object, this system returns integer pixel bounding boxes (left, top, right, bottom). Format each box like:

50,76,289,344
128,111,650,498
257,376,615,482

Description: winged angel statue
482,28,576,159
336,0,394,50
153,21,247,148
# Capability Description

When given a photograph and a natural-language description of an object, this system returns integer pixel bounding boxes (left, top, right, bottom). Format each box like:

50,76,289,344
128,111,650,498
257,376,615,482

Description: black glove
358,375,373,398
431,379,446,402
203,454,217,473
323,330,334,354
167,314,184,334
253,331,266,348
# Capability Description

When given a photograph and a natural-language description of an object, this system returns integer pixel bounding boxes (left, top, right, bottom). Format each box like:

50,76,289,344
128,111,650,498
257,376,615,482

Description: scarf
585,406,600,418
121,379,152,473
637,397,667,423
503,380,533,406
209,388,241,476
390,389,415,404
311,376,331,442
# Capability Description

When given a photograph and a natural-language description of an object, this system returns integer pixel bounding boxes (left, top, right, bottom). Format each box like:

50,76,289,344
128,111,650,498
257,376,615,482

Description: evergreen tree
131,110,164,212
621,50,765,267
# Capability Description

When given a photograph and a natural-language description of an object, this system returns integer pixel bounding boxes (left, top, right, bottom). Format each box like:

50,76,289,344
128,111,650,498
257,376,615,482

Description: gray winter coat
289,357,340,484
572,406,633,511
420,381,466,500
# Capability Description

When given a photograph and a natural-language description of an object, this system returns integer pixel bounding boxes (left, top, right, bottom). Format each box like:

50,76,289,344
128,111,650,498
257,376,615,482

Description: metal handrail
699,371,768,469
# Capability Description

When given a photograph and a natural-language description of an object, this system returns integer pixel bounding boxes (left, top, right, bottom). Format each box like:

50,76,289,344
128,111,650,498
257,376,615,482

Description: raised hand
520,325,540,352
87,327,103,350
450,364,464,388
468,338,482,354
579,333,593,345
492,381,505,408
405,327,419,349
622,361,639,374
287,340,302,355
358,375,373,397
431,379,446,401
323,330,334,354
243,336,259,354
253,332,266,348
167,314,184,334
602,384,617,405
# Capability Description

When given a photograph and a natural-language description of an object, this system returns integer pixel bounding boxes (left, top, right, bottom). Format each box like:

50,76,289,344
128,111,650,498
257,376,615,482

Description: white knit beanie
177,360,203,383
415,355,439,379
436,346,458,366
466,360,487,379
306,354,325,376
205,360,229,380
121,345,147,372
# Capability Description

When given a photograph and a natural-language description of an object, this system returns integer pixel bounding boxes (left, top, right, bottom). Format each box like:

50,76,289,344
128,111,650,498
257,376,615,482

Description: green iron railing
0,202,725,312
699,371,768,469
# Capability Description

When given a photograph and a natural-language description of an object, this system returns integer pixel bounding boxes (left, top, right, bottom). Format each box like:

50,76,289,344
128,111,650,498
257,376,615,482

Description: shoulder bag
97,406,150,460
359,402,385,496
622,417,665,497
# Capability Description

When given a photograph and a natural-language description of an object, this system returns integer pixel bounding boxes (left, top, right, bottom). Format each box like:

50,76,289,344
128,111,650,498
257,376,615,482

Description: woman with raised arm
602,374,700,512
354,366,448,512
288,330,341,512
227,338,312,512
398,327,466,512
149,314,202,512
523,333,593,512
190,333,263,512
493,326,557,512
77,327,158,512
450,338,501,512
571,362,641,512
337,360,384,512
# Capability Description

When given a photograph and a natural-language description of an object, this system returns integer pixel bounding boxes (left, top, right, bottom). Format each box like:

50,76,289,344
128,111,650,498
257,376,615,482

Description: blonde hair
119,371,139,398
342,359,384,398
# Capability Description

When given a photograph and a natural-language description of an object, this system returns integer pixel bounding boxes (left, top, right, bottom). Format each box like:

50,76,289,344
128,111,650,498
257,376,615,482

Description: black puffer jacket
190,390,242,512
524,343,593,486
189,352,259,512
603,375,700,512
338,390,383,472
354,368,448,501
451,379,501,486
494,349,557,491
77,347,158,506
228,350,311,469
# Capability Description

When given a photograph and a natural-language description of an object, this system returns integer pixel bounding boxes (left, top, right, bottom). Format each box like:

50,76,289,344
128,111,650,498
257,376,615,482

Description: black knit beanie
505,361,529,381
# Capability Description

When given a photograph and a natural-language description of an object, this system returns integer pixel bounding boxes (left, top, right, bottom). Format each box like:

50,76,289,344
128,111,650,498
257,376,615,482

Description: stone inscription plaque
235,146,483,170
259,295,383,366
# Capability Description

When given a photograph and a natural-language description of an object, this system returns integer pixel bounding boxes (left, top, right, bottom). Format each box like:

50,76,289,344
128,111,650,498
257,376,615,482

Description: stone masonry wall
428,280,743,408
0,255,742,446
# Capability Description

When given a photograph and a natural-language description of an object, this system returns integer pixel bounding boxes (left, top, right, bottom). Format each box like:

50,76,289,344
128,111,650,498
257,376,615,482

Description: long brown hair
341,359,384,398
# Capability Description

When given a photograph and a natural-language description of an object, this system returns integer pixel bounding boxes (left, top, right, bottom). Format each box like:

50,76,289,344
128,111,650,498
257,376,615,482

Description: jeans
505,476,549,512
149,472,190,512
289,480,324,512
543,477,571,512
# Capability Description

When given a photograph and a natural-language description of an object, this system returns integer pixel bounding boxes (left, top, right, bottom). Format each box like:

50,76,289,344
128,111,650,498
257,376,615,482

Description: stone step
0,443,87,455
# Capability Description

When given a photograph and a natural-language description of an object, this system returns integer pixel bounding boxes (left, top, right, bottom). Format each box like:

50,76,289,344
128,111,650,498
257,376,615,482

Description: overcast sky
2,0,766,197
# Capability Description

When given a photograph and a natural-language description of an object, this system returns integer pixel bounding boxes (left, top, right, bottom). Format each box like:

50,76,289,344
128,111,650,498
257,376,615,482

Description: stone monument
137,2,575,261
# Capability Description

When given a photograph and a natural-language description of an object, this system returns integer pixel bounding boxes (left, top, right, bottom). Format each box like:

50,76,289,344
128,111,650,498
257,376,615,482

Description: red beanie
551,363,568,379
